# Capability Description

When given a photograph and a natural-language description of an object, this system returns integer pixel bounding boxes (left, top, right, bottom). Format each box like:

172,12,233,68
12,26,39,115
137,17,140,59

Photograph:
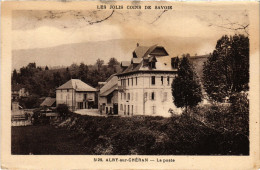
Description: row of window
151,76,171,85
120,92,138,101
58,93,88,100
120,76,171,87
120,92,168,102
120,104,135,115
119,104,157,115
121,77,138,87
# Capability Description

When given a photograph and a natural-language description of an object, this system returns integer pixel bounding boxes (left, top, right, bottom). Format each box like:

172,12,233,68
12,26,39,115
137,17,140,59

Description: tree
96,58,104,72
78,62,89,82
53,72,63,87
172,55,202,113
56,104,70,118
12,69,18,84
27,62,36,69
107,57,120,73
203,34,249,102
45,66,49,70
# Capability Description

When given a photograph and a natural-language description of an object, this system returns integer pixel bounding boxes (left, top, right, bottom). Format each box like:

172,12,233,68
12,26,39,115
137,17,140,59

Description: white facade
56,79,97,110
56,89,95,109
56,89,95,110
118,72,180,117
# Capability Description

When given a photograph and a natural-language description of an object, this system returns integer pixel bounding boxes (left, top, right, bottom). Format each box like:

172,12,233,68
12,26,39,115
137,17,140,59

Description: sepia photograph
1,1,260,169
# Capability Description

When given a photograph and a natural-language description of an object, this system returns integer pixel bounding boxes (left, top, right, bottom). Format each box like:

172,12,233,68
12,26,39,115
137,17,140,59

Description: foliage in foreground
51,113,249,155
203,34,249,102
172,55,202,110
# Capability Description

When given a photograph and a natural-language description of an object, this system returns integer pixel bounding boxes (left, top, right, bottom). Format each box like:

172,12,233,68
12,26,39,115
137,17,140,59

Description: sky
12,2,249,69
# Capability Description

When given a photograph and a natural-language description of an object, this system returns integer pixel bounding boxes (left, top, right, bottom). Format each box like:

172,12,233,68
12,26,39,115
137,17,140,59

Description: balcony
118,85,126,92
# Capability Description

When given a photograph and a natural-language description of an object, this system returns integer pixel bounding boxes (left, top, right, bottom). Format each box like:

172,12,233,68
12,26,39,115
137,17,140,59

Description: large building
116,44,180,117
98,74,119,115
56,79,97,110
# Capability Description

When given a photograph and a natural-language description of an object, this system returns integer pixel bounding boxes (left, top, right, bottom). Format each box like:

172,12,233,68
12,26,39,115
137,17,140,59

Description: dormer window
149,56,157,69
151,62,156,69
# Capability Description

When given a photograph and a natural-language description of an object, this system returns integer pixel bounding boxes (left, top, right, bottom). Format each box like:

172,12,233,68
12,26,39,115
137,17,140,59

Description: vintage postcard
1,1,260,169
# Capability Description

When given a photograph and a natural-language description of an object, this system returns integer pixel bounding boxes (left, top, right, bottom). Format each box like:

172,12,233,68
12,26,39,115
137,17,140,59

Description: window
84,94,87,100
132,105,134,115
152,106,156,114
167,76,170,85
124,105,126,115
161,76,164,85
121,79,123,86
136,77,138,85
127,93,130,100
128,78,129,86
151,76,156,85
124,93,126,100
107,96,112,104
102,104,105,111
67,89,69,92
151,92,156,100
120,104,123,111
163,92,167,101
151,62,156,69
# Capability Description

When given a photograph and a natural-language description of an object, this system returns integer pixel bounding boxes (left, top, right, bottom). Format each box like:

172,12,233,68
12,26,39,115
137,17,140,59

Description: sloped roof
133,45,168,58
40,97,56,107
121,61,131,67
132,58,142,64
134,46,150,58
105,73,117,82
57,79,97,91
100,84,117,97
99,75,118,97
117,45,175,76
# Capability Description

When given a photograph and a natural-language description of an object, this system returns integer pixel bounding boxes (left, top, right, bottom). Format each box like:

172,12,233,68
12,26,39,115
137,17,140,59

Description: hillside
12,36,216,70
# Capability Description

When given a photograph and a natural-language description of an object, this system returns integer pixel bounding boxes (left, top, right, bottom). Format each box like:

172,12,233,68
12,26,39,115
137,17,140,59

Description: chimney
137,43,139,47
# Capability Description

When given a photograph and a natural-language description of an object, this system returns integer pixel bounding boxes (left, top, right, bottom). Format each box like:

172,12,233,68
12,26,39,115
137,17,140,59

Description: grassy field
12,125,90,155
12,113,249,155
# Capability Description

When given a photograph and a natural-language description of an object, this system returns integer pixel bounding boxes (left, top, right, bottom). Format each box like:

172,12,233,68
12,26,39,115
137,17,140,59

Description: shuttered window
151,76,156,85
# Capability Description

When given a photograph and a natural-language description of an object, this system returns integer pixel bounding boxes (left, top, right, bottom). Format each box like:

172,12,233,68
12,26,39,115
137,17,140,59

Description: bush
229,92,249,136
51,112,249,155
56,104,70,118
19,95,41,109
204,92,249,136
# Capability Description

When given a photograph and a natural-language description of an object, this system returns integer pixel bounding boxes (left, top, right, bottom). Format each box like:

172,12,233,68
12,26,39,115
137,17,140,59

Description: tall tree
12,69,18,84
96,58,104,72
172,55,202,112
53,72,63,87
108,57,120,73
203,34,249,102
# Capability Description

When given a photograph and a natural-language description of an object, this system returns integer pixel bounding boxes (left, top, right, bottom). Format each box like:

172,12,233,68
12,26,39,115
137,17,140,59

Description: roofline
56,87,97,91
116,70,177,77
99,84,118,96
56,87,74,90
75,90,97,92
